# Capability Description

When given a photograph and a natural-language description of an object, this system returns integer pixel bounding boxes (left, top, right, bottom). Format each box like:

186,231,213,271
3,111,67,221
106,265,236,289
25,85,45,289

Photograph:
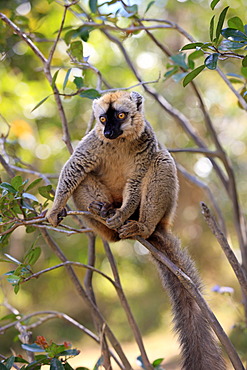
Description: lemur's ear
130,91,144,111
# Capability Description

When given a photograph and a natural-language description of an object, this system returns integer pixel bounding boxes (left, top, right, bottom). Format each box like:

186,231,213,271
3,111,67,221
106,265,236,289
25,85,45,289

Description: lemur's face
93,91,145,141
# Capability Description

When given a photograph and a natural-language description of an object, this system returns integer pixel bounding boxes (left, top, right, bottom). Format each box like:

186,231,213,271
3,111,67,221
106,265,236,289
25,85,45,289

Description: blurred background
0,0,247,368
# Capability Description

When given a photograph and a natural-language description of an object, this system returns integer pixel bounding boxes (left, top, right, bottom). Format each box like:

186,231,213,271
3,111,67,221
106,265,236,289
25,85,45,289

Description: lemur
47,91,226,370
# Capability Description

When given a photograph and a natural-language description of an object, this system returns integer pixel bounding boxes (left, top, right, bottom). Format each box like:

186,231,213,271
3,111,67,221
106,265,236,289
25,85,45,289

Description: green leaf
14,357,29,364
210,0,221,10
0,363,8,370
241,67,247,79
79,89,101,99
242,56,247,68
64,363,74,370
144,1,155,14
21,343,45,353
26,247,41,265
23,193,39,202
89,0,98,13
181,42,204,51
228,16,244,32
0,313,19,321
205,53,219,70
170,53,188,70
183,65,205,87
210,15,215,41
63,69,72,90
73,77,84,89
0,182,17,194
11,176,23,191
215,6,229,43
125,5,138,15
152,358,164,367
5,356,15,370
221,28,247,43
31,95,51,113
38,185,54,201
78,26,94,42
25,225,36,234
68,40,83,60
6,274,21,284
26,178,42,191
51,69,60,89
50,358,65,370
219,39,246,50
14,283,20,294
57,349,80,357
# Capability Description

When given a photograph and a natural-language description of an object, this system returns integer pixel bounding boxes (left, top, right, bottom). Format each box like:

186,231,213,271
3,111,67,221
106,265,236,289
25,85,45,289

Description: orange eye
100,116,106,123
117,112,126,120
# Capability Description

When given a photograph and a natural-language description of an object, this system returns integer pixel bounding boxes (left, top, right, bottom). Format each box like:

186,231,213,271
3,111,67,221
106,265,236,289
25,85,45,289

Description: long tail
148,230,226,370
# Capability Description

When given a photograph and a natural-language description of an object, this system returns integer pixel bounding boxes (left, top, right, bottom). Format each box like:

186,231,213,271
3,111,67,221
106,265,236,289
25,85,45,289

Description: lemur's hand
106,210,125,229
47,207,67,227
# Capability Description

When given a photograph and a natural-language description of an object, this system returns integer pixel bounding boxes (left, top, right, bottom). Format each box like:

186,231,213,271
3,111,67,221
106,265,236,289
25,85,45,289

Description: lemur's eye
100,116,107,124
117,112,126,120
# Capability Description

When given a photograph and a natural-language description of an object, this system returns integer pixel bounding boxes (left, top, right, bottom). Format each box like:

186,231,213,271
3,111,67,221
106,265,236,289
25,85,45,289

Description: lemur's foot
88,201,115,219
118,220,151,239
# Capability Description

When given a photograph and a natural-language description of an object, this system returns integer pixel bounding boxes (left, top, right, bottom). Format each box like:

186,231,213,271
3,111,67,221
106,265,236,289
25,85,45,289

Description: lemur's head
93,91,145,141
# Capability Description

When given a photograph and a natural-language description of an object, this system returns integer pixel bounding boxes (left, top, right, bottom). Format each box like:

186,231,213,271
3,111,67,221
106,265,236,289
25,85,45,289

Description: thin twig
40,229,131,370
103,240,152,370
201,203,247,297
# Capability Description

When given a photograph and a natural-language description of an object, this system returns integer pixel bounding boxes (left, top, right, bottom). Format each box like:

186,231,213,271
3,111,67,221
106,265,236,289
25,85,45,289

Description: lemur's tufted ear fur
130,91,144,111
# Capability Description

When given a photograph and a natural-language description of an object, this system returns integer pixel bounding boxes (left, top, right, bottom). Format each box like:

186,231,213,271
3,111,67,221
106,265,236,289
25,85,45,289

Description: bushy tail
148,230,226,370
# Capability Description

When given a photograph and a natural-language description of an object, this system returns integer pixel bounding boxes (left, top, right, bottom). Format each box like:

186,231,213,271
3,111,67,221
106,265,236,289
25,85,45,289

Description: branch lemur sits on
48,91,226,370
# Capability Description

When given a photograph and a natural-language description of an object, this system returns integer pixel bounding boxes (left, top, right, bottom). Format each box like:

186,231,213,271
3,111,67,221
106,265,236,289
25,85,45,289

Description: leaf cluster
0,175,53,246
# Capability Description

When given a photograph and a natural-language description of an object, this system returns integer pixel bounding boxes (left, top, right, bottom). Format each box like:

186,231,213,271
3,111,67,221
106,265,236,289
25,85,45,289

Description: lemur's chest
93,146,135,201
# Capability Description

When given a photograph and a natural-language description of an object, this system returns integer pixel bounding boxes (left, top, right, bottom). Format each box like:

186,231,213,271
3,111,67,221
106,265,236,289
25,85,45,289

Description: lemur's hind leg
118,151,178,239
73,175,120,242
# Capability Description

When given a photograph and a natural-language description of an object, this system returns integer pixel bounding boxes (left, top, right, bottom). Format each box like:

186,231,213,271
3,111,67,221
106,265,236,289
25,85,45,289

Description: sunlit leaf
205,53,219,70
125,5,138,15
144,1,155,14
183,65,205,87
181,42,204,50
21,343,45,353
170,53,188,70
242,55,247,68
215,6,229,43
152,358,164,367
89,0,98,13
68,40,83,60
11,176,23,191
0,363,8,370
73,77,84,89
79,89,101,99
25,247,41,265
63,69,72,90
210,0,221,10
221,28,247,43
4,356,15,370
51,69,60,89
23,193,39,202
50,358,65,370
31,95,51,113
228,16,244,32
26,178,43,192
209,15,215,41
0,183,17,194
38,185,54,201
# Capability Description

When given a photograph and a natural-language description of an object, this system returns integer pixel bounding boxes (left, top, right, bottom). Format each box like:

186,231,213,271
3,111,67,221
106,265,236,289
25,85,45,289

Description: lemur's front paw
106,210,124,229
88,201,115,219
47,208,67,227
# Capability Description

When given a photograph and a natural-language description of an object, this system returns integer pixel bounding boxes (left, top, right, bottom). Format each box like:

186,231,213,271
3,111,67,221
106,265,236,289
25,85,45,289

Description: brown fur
47,91,226,369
